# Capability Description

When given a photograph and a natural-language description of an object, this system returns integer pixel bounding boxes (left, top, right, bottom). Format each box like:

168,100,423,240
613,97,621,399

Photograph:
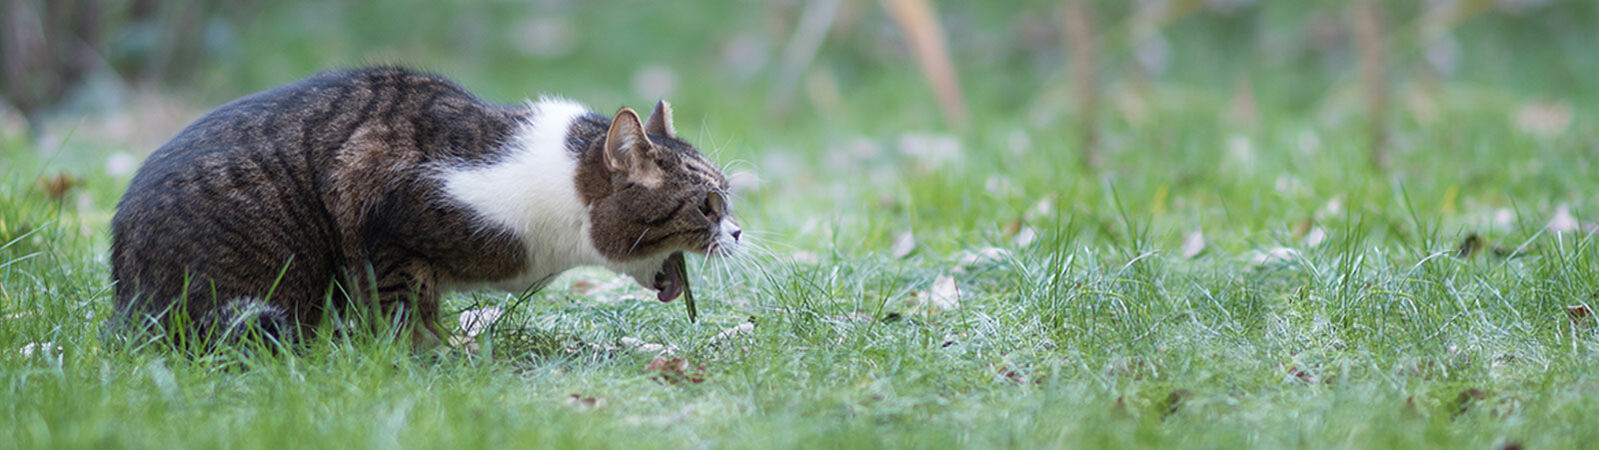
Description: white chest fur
437,99,608,293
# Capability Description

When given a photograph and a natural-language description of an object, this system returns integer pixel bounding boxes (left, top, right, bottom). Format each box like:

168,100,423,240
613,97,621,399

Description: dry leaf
1548,205,1579,233
35,173,78,202
891,230,917,259
926,275,960,311
709,321,754,345
19,342,60,357
620,337,679,355
996,365,1037,384
1250,247,1300,266
1304,227,1328,247
1287,365,1316,384
1567,305,1591,329
1180,230,1206,259
457,306,502,338
646,356,707,384
957,247,1009,270
563,394,604,411
1013,227,1038,247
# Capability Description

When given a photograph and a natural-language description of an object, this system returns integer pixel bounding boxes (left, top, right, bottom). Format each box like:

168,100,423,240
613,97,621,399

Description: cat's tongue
654,252,687,303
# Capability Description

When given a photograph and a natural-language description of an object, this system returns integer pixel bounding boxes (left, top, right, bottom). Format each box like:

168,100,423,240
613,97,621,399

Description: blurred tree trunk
1352,0,1389,170
1,0,103,133
1062,0,1098,170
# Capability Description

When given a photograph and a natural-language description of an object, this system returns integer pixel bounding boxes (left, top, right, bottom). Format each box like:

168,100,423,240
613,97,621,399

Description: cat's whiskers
627,227,652,255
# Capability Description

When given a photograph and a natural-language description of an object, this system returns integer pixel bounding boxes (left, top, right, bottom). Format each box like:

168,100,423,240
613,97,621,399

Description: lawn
3,1,1598,448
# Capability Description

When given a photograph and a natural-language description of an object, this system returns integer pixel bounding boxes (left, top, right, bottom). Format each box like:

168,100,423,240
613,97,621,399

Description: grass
5,1,1599,448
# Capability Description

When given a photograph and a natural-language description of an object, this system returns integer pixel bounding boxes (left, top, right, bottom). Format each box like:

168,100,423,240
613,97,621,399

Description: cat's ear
645,99,675,137
604,107,662,184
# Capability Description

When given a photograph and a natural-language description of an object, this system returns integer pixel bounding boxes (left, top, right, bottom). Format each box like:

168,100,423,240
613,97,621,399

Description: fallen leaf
1567,305,1591,329
1547,205,1579,233
1304,227,1328,247
457,306,502,338
1287,365,1316,384
563,394,603,411
956,247,1009,270
570,278,599,294
1250,247,1300,266
19,342,60,357
1180,230,1206,259
620,337,679,355
926,275,960,311
1026,196,1056,222
891,230,917,259
35,173,78,202
1013,227,1038,247
995,365,1035,384
709,321,755,345
646,356,707,384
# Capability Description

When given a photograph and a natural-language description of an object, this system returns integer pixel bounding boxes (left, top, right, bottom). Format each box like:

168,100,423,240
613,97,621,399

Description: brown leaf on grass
1566,305,1592,330
1287,365,1317,384
563,394,603,411
1105,358,1154,380
646,356,706,384
35,173,79,202
995,365,1040,385
1003,219,1023,238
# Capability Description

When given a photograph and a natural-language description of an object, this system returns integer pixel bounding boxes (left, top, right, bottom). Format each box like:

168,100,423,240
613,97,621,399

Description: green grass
5,1,1599,449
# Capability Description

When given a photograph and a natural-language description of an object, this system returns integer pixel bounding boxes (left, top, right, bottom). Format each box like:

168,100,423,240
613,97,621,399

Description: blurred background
1,0,1596,241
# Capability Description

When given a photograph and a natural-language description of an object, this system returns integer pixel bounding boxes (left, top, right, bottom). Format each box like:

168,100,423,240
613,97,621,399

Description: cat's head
578,100,740,302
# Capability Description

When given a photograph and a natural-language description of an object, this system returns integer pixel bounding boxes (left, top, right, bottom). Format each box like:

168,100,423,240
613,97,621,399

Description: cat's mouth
651,251,689,303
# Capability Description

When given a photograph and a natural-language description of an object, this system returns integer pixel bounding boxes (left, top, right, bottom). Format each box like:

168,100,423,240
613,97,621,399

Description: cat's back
128,67,506,188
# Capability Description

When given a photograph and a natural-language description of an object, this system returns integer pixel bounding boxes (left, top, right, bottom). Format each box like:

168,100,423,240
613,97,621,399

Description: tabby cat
107,67,740,348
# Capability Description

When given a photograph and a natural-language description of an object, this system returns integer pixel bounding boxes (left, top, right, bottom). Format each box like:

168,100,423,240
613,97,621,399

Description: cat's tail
201,297,295,350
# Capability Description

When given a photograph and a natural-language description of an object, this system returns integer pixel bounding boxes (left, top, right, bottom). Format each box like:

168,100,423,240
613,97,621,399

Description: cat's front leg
369,261,446,350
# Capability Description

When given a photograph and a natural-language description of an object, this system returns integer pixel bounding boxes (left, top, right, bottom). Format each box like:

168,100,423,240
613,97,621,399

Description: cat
107,66,740,349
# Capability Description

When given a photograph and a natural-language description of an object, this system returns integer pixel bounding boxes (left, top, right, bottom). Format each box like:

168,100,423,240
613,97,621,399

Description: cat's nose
731,228,742,241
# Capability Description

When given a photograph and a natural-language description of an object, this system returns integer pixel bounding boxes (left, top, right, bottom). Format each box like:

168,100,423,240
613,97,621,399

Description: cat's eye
699,192,723,219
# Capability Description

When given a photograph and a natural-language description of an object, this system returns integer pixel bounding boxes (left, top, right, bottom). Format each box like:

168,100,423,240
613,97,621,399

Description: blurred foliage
0,0,1594,144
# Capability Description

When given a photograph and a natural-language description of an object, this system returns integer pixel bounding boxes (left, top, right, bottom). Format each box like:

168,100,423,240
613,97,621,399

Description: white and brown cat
108,66,740,349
